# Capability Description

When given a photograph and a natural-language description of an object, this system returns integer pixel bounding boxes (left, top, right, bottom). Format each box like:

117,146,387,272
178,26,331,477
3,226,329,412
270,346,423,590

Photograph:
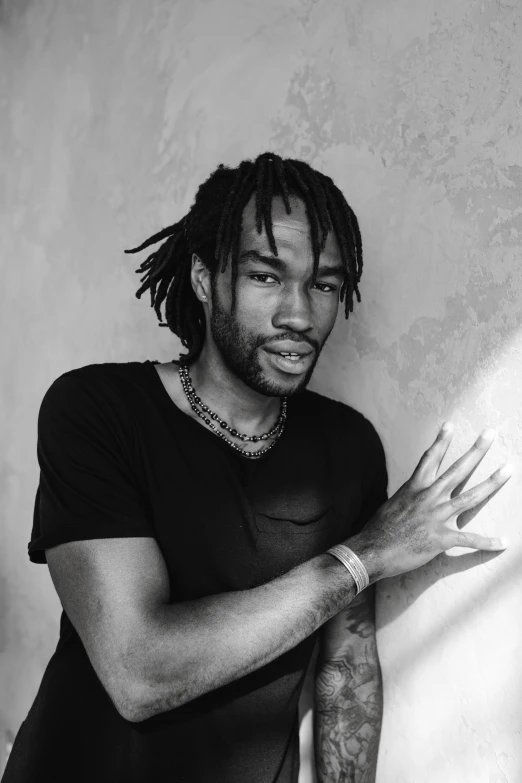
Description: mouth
263,349,314,375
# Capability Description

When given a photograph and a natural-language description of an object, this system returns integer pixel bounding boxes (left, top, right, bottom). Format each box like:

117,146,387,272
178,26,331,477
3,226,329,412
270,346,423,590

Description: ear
190,253,211,303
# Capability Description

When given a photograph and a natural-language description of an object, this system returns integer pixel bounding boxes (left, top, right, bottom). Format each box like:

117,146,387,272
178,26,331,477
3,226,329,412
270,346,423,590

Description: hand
348,423,512,582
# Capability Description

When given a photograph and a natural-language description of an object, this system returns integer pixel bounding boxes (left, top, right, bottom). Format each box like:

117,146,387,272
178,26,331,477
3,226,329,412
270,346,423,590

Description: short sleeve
350,416,389,537
29,372,153,564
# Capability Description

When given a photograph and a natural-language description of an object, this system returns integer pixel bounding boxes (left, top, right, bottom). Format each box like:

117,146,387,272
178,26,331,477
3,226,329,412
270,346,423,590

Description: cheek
316,297,340,328
226,279,340,331
235,286,274,320
235,304,270,337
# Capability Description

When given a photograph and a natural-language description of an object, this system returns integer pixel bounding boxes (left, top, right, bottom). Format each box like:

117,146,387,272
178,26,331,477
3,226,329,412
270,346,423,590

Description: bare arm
314,585,382,783
46,537,360,723
46,423,510,724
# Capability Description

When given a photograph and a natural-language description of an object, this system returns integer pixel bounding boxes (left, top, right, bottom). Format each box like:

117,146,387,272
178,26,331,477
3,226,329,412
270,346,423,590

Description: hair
125,151,363,364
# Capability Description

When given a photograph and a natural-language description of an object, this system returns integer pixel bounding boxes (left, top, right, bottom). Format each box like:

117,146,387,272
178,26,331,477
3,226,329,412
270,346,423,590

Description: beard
208,285,326,397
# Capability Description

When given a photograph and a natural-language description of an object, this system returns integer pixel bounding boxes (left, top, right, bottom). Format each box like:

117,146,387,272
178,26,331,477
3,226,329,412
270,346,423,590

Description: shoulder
39,360,150,430
52,359,146,389
299,388,387,474
300,388,381,440
43,360,147,398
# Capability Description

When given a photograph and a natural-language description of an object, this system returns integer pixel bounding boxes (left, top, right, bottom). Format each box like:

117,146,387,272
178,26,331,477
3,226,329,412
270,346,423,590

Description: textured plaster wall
1,1,521,780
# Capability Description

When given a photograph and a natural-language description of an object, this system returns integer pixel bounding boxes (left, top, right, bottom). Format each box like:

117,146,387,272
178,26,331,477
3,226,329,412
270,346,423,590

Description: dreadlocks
125,152,363,364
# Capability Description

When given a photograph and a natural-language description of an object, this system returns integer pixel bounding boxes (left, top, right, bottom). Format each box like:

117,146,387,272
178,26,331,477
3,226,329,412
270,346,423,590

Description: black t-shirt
4,360,388,783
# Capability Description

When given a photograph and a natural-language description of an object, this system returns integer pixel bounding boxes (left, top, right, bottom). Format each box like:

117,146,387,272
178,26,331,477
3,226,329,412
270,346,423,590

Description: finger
451,430,498,496
436,428,497,493
445,530,508,551
451,434,486,496
434,421,454,478
446,463,512,516
451,458,481,498
456,483,505,530
410,422,454,488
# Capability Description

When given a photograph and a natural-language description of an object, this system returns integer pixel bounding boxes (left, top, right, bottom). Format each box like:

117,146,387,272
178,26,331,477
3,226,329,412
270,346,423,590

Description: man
4,152,510,783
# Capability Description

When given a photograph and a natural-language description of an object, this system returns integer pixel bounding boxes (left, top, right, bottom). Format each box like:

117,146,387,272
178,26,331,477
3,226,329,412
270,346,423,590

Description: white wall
1,1,521,780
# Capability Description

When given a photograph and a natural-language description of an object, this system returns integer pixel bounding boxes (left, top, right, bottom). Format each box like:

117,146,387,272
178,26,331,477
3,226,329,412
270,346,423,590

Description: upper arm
349,415,389,538
30,372,153,563
33,370,166,720
46,536,170,721
317,413,385,667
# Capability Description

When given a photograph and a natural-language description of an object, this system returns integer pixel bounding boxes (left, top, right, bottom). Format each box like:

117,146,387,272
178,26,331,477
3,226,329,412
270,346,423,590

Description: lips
263,348,314,375
264,342,314,358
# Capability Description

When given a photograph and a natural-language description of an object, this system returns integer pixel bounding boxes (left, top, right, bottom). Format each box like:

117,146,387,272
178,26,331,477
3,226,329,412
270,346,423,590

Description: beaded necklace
177,362,287,459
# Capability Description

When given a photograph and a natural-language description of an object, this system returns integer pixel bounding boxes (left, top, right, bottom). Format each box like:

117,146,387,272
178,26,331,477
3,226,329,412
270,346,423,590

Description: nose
272,285,314,333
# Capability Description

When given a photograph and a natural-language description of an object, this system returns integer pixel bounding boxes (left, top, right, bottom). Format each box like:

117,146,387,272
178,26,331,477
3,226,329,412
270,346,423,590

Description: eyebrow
238,249,346,278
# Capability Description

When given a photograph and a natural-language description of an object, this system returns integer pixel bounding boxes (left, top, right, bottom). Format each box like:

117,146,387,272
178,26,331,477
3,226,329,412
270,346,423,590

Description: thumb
449,531,508,551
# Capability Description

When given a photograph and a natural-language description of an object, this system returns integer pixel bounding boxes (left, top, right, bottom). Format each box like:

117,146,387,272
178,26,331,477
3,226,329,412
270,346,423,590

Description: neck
182,348,281,434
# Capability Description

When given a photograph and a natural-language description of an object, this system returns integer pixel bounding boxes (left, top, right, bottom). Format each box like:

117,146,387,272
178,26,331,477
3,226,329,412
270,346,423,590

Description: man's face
204,194,345,397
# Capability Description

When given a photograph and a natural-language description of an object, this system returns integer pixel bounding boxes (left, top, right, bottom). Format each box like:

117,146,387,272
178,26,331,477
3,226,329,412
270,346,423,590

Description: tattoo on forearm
314,598,383,783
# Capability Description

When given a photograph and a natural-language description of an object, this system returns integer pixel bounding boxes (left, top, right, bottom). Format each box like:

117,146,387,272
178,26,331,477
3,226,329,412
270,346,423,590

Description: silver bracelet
326,544,370,595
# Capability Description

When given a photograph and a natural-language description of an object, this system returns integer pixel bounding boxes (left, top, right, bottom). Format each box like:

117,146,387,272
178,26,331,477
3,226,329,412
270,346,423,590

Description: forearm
131,551,362,721
313,595,383,782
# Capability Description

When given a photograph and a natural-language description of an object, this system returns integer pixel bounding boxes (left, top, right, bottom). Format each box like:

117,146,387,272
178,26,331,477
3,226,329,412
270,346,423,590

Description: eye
314,283,338,293
249,274,337,293
249,274,277,284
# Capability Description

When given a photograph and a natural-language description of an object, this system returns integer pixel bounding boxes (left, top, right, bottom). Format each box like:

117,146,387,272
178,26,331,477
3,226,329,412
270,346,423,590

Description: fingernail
498,463,513,478
498,537,509,548
441,421,453,434
481,428,497,442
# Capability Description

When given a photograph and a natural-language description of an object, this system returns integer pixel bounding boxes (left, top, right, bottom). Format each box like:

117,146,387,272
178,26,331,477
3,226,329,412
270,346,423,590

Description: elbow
113,673,190,723
108,633,201,722
116,690,187,724
103,656,157,723
117,700,150,724
118,705,147,724
112,676,151,723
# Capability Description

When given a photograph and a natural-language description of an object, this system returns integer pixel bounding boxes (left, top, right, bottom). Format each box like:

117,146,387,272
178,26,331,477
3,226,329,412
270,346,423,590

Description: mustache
259,338,317,351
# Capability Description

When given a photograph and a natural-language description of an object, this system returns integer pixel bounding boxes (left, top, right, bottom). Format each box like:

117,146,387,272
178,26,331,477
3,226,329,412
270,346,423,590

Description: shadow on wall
377,463,516,632
377,549,521,675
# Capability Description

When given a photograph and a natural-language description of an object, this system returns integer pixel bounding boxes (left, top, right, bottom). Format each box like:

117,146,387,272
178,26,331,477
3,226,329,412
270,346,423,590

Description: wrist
326,544,369,593
343,533,384,585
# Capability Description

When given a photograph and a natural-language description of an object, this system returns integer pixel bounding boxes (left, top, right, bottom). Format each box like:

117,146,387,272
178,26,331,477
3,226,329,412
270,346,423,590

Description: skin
155,193,345,447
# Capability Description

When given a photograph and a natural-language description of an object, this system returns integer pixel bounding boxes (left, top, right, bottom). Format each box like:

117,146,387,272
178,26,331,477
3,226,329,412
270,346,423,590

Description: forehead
239,193,341,261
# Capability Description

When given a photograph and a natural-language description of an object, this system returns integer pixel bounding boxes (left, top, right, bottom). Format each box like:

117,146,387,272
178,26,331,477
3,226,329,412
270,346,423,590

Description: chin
262,367,314,397
256,351,315,393
226,349,314,397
